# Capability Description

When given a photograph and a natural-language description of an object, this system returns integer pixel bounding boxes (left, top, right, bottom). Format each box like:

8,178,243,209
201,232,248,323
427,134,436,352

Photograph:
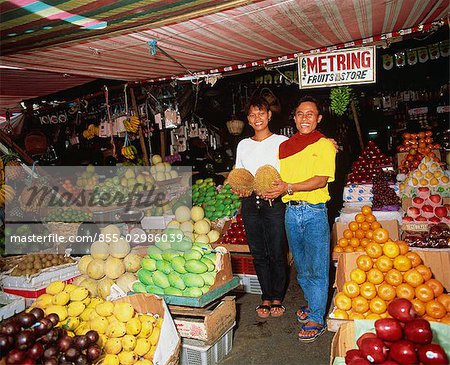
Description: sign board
298,46,376,89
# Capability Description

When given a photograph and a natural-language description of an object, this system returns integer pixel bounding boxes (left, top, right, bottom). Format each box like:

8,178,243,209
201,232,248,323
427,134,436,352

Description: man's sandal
255,304,271,319
298,324,326,343
296,306,311,323
270,304,286,317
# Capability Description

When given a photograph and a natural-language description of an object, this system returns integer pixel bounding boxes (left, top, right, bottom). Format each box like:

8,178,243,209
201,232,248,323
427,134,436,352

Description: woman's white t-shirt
235,134,288,175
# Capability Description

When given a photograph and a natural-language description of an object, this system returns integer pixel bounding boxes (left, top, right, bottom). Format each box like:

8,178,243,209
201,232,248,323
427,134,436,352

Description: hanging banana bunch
123,115,140,133
121,134,138,160
82,124,99,140
330,86,352,116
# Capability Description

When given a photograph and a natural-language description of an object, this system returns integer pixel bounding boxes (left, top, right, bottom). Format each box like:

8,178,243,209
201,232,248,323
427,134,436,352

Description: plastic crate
231,254,256,275
0,292,26,320
234,274,262,294
180,324,234,365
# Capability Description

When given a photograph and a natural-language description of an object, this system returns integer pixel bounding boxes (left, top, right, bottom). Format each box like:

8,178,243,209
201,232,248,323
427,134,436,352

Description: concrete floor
221,266,336,365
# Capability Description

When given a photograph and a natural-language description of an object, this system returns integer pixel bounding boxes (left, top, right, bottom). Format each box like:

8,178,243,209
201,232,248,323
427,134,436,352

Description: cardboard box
114,294,180,365
332,220,399,260
170,296,236,344
396,149,441,166
329,322,355,364
327,251,450,332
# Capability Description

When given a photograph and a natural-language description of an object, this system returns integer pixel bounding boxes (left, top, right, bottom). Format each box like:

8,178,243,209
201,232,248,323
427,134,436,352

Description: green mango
161,249,181,261
164,287,183,296
185,260,208,274
147,245,163,260
132,282,147,293
168,272,186,290
141,256,157,271
200,257,215,272
152,271,170,289
200,272,216,286
155,260,172,275
200,285,211,295
183,287,203,297
137,269,154,285
171,256,187,274
182,273,205,288
184,249,202,261
146,285,165,295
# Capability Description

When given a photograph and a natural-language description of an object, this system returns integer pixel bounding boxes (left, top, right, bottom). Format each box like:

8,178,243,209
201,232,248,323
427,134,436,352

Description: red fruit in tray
434,207,448,218
357,333,378,350
418,187,431,198
415,216,428,222
422,205,435,219
230,222,239,230
412,197,425,209
429,194,442,205
345,349,364,364
418,343,449,365
388,299,416,322
404,318,432,345
360,338,388,364
236,214,243,224
428,216,441,224
390,340,418,364
403,217,414,223
375,318,403,342
407,207,421,219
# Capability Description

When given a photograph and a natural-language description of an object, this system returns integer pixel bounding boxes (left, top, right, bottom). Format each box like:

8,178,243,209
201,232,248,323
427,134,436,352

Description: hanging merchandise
395,51,406,67
407,49,418,66
418,47,429,63
428,43,440,60
189,119,199,138
382,54,394,70
440,40,449,57
82,123,99,139
123,115,140,133
104,86,116,157
121,133,138,160
330,86,352,116
113,115,127,135
226,91,245,136
163,104,181,129
198,127,209,141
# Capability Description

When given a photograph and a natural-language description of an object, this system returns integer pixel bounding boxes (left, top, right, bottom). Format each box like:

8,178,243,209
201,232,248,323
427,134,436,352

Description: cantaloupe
91,241,110,260
87,259,105,280
194,220,210,235
104,256,125,280
101,224,121,237
152,155,162,164
123,254,141,273
78,255,93,274
191,206,204,222
109,238,131,259
175,206,191,223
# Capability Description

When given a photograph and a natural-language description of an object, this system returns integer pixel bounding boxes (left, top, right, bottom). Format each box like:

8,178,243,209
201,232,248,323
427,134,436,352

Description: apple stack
220,214,248,246
402,189,450,226
343,299,448,365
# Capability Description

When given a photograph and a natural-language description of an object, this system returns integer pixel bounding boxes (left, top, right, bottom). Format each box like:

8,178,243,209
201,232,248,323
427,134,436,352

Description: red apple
360,338,388,364
390,340,418,364
428,194,442,206
435,207,448,218
418,343,449,365
422,205,435,219
407,207,421,219
402,217,414,223
345,349,364,364
418,187,431,199
388,299,416,323
415,216,428,222
357,333,378,349
375,318,403,342
428,216,441,224
412,197,425,208
404,318,432,345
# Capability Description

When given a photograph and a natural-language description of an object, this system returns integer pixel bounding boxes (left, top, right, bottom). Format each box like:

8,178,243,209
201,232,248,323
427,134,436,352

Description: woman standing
233,96,288,318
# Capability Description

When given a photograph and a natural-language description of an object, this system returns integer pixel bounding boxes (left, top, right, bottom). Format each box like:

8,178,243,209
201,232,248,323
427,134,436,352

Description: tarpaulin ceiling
0,0,448,110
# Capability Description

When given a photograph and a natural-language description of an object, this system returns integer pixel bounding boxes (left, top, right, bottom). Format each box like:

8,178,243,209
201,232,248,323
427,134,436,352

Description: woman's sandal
255,304,271,319
270,304,286,317
296,306,310,323
298,324,327,343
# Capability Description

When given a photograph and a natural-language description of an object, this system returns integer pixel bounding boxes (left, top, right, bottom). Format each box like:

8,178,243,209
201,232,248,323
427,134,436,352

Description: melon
193,220,210,235
175,206,191,223
180,221,194,233
195,234,210,244
101,224,121,237
191,206,204,222
166,220,180,228
155,163,166,173
78,255,93,274
163,162,171,172
109,238,131,259
207,230,220,243
155,172,165,181
123,253,141,273
170,170,178,178
90,241,109,260
116,273,137,293
104,256,125,280
152,155,162,165
86,259,105,280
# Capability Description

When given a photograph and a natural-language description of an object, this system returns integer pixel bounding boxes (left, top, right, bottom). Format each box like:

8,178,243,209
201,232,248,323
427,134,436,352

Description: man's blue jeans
285,202,330,325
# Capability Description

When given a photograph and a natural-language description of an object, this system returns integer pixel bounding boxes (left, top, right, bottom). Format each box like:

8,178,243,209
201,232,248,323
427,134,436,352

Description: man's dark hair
294,96,322,115
245,96,270,116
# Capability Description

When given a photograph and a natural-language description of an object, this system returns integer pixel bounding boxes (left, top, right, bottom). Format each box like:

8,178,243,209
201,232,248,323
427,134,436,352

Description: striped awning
0,0,448,109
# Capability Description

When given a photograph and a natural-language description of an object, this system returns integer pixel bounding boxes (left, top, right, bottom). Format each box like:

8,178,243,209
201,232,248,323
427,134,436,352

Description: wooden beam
130,88,150,166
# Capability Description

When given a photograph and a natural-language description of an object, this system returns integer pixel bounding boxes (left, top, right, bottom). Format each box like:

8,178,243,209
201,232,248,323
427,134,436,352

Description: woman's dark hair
245,96,270,116
294,96,322,115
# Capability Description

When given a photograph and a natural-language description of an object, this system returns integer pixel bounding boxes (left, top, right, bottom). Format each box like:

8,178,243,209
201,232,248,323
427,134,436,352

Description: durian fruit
254,165,281,196
227,168,254,196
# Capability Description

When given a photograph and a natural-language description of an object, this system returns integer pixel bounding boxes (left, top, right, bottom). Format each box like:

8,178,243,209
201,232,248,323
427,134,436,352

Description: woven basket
24,130,48,155
47,222,81,241
226,119,245,135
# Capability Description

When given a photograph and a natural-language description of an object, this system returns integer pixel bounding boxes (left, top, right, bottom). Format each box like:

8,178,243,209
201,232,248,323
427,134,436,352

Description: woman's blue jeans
285,202,330,325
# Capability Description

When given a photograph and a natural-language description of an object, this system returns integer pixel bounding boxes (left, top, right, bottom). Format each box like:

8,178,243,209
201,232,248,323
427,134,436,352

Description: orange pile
333,238,450,323
333,206,389,254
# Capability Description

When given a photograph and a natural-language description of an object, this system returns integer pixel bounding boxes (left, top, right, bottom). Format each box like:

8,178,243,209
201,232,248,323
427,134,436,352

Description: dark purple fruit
6,349,27,365
86,344,101,361
44,346,58,359
18,313,37,329
29,308,45,321
85,330,99,344
65,347,80,361
43,358,58,365
57,335,73,352
1,321,21,336
46,313,60,326
16,330,35,350
0,334,14,353
27,342,44,360
42,328,61,344
34,318,53,336
74,354,89,365
73,335,88,350
21,358,36,365
58,353,71,365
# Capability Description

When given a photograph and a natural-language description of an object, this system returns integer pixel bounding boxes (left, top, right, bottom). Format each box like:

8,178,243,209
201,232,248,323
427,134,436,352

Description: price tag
106,284,127,301
408,107,428,116
437,106,450,114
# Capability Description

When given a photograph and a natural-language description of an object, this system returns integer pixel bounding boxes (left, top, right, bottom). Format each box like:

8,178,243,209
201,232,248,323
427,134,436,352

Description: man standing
265,96,336,342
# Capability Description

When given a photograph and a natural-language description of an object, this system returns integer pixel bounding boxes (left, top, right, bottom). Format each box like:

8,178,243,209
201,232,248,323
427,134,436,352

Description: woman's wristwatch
287,184,293,195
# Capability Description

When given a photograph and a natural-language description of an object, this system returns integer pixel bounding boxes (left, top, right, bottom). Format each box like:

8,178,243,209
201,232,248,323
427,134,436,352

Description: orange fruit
360,282,377,300
437,293,450,311
338,238,349,248
366,214,376,223
348,312,365,320
344,246,354,253
375,255,394,273
385,269,403,286
355,214,366,223
380,312,389,319
382,241,400,258
334,246,344,253
370,297,387,314
365,230,374,240
343,229,354,239
360,222,371,231
403,269,424,288
405,252,422,267
415,284,435,302
370,221,381,229
350,268,367,284
356,247,366,252
362,206,372,216
352,296,369,313
355,229,365,239
357,255,374,272
349,222,359,232
396,283,415,301
411,298,426,316
396,241,410,255
360,238,370,247
367,268,384,285
393,255,412,272
366,313,381,320
415,265,432,281
425,279,444,297
366,242,383,259
349,237,360,248
333,309,349,319
373,228,389,244
377,283,396,301
335,292,352,311
425,300,446,319
343,281,360,298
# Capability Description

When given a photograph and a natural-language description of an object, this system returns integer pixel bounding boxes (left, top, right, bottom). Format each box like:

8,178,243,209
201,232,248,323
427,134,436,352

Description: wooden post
160,130,166,159
130,88,150,166
351,100,364,150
